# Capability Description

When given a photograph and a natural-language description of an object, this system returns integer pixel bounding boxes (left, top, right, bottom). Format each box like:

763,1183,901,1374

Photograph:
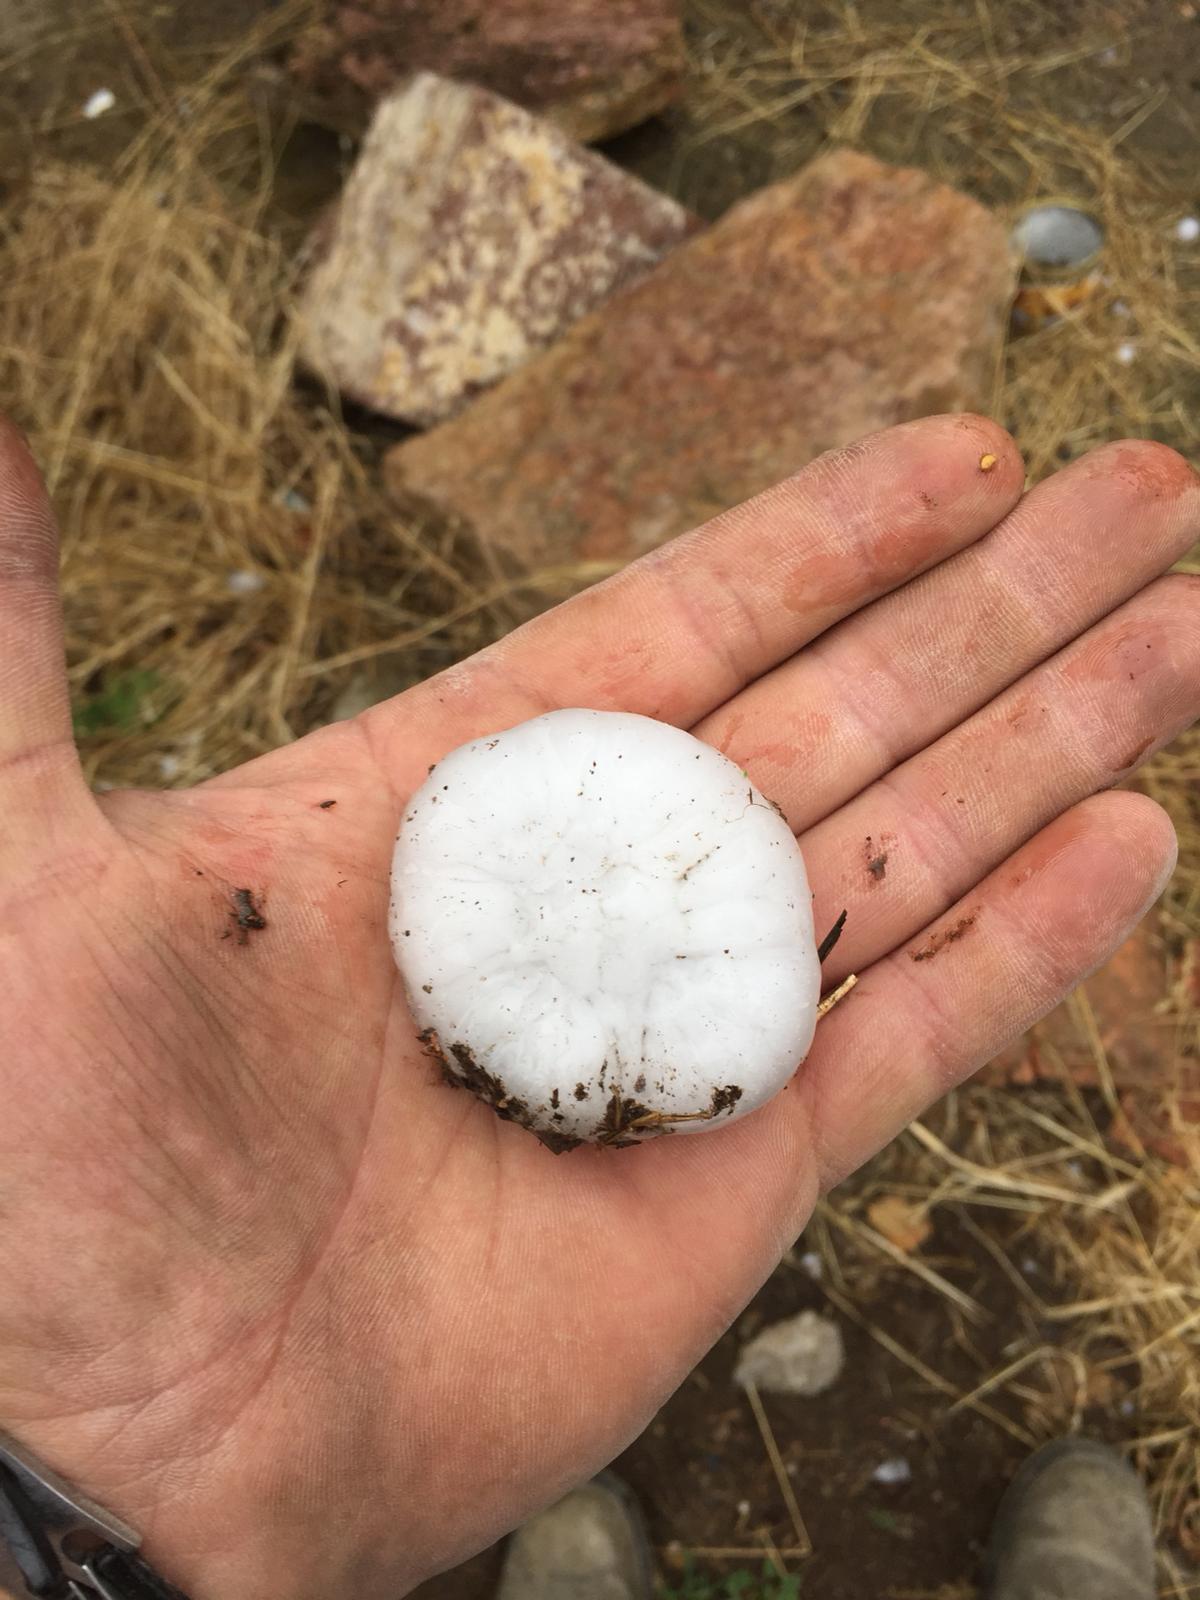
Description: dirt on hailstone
425,1039,745,1150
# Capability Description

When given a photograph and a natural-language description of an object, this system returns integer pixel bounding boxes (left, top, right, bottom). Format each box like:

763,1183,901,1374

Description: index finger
409,414,1024,745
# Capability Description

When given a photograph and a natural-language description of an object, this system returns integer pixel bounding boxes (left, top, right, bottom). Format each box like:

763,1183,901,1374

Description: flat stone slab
298,73,696,426
386,148,1016,565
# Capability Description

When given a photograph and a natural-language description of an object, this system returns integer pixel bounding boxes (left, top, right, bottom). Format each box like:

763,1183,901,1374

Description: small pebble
82,88,116,119
735,1311,844,1397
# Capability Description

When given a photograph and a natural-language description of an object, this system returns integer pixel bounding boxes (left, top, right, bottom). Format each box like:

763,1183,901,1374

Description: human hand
1,413,1196,1599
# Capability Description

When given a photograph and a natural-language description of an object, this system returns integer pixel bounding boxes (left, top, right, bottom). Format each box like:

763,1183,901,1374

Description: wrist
0,1409,435,1600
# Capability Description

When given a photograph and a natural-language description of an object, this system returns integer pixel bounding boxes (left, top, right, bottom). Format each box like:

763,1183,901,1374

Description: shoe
495,1472,653,1600
983,1437,1154,1599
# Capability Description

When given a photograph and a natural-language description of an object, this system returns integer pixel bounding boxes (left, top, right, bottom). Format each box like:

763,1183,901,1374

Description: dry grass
0,0,1197,1587
0,42,596,787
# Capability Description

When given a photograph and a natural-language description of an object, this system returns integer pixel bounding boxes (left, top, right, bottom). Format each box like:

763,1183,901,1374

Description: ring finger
804,574,1200,983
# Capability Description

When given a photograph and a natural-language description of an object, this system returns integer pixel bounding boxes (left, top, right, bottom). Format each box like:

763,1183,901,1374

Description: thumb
0,416,100,858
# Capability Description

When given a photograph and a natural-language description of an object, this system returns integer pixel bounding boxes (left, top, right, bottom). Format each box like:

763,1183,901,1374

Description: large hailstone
389,709,821,1150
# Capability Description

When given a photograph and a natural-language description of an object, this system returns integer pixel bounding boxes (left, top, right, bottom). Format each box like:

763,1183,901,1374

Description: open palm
2,413,1197,1600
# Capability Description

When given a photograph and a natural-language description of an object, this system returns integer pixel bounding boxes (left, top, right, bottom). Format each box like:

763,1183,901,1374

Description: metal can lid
1011,201,1104,277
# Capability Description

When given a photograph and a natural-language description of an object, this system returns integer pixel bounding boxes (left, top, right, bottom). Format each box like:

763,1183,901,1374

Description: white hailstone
390,708,821,1149
1175,216,1200,243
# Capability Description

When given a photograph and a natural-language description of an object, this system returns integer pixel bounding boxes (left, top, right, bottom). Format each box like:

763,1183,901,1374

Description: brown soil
620,1221,1024,1600
911,916,979,964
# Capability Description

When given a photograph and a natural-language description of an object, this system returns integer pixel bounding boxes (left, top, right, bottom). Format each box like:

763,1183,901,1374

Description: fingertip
1081,437,1200,502
0,412,56,579
831,411,1025,523
1098,787,1178,887
0,412,33,452
937,411,1024,497
896,409,1021,458
819,410,1021,479
1062,789,1179,910
945,410,1021,456
787,413,1026,584
0,412,47,500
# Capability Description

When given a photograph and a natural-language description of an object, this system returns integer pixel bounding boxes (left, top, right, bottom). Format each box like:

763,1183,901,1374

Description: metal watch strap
75,1545,192,1600
0,1432,191,1600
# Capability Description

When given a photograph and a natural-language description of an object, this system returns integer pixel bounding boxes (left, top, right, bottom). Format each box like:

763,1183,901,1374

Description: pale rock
298,73,695,425
734,1310,845,1398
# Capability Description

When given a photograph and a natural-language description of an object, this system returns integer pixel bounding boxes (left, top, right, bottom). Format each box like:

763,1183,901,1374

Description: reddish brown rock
986,920,1173,1092
290,0,684,143
298,74,696,426
987,919,1200,1166
386,148,1016,566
